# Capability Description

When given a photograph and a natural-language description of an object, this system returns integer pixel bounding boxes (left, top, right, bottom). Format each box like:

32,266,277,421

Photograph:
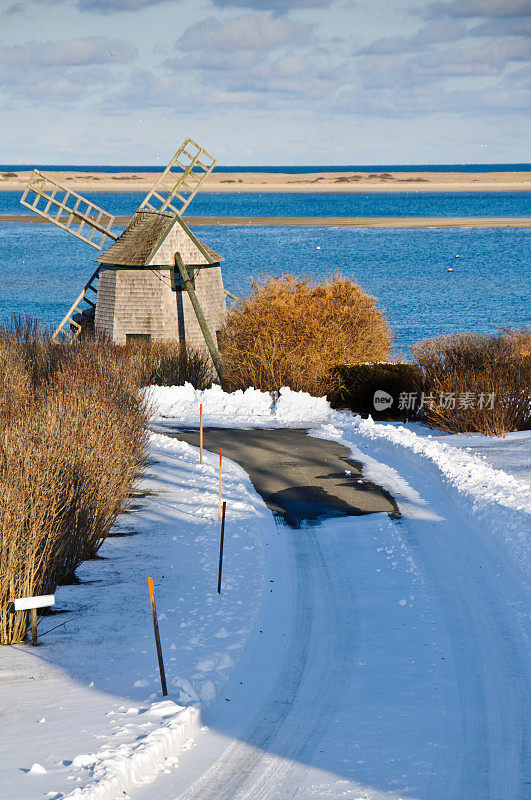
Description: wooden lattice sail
52,268,100,343
138,138,216,217
20,171,117,251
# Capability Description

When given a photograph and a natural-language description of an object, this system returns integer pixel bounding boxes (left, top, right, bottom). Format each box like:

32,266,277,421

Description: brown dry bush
329,362,421,417
2,314,70,384
123,339,212,389
0,403,80,643
44,348,148,572
412,331,531,436
0,323,148,645
220,274,393,396
0,337,30,420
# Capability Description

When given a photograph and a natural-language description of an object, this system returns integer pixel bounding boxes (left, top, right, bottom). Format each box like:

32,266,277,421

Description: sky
0,0,529,165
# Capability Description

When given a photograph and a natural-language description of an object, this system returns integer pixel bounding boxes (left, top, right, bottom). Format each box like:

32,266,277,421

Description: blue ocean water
0,191,529,355
3,189,530,219
2,163,530,173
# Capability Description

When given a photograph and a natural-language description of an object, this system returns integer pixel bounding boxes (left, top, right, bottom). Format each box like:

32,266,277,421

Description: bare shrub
329,362,421,417
2,314,69,383
45,347,149,571
123,340,213,388
0,410,78,644
220,274,393,396
412,331,531,436
0,338,30,420
503,328,531,360
0,323,148,645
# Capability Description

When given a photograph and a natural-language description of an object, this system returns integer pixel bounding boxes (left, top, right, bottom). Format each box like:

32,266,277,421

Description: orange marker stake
218,448,222,521
147,577,167,697
199,403,203,465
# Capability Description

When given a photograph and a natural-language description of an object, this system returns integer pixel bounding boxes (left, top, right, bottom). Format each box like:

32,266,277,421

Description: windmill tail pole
174,252,223,381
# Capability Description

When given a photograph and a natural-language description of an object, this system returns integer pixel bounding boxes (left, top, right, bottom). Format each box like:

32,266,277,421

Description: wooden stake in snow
218,447,223,521
14,595,55,646
31,609,37,646
147,577,167,697
217,501,226,595
200,403,203,465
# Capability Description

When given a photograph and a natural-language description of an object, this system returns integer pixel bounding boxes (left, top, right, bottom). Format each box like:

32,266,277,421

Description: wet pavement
164,427,398,528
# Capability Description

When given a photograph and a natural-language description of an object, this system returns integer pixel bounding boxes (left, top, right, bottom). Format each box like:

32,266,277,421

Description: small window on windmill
126,333,151,344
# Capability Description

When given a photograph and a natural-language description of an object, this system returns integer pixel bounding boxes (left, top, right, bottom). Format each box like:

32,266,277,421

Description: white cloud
468,16,531,36
0,37,137,112
167,49,265,72
357,37,529,91
19,0,176,11
359,20,467,55
427,0,531,18
0,63,117,105
156,13,334,112
418,38,530,72
1,0,528,160
175,14,313,53
77,0,172,10
0,37,137,66
96,69,189,113
352,0,530,117
3,3,25,15
210,0,333,8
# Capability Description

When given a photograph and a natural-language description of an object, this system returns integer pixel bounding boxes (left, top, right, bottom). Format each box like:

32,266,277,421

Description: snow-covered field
1,385,529,800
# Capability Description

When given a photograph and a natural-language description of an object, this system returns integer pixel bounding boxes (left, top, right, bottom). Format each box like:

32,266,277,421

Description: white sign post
14,595,55,645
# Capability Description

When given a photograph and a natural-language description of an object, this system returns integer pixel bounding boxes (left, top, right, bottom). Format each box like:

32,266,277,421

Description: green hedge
329,362,422,419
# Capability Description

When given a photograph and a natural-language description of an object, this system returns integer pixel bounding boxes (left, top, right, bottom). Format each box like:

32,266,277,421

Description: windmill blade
138,138,216,217
224,289,238,311
20,171,118,250
52,268,100,342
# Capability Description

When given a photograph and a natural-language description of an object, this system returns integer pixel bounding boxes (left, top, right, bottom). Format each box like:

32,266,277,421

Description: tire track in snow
417,522,526,799
385,450,529,800
175,527,352,800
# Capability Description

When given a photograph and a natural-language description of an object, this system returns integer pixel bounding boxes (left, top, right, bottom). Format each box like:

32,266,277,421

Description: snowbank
64,703,196,800
145,383,332,428
145,383,273,426
319,416,531,573
274,387,330,423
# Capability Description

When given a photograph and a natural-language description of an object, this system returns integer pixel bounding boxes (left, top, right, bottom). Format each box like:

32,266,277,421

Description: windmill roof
96,211,223,266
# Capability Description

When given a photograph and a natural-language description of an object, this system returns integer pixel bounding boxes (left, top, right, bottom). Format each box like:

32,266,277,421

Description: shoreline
1,170,530,194
2,214,529,228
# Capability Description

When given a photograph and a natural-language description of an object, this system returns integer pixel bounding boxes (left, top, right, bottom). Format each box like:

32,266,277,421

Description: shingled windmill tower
20,138,235,378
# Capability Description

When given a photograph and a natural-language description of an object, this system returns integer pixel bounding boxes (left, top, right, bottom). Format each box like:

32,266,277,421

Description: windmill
20,138,236,379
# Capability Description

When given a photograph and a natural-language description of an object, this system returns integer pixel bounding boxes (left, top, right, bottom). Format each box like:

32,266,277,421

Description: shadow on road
165,427,399,528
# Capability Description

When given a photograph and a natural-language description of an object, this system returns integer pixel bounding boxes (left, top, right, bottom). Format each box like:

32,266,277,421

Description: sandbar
1,170,530,193
2,214,529,228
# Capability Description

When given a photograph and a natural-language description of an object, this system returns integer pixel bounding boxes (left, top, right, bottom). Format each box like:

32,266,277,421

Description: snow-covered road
2,387,528,800
133,426,529,799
